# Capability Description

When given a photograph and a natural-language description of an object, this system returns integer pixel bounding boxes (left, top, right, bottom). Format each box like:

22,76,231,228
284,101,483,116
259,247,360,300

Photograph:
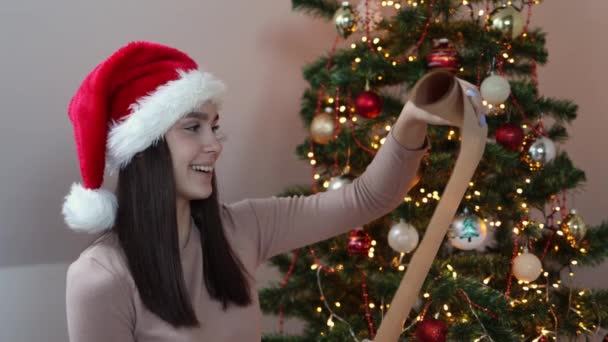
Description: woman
63,41,479,341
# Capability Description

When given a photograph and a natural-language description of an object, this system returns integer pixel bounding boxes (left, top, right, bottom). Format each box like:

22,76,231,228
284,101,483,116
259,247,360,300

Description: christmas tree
260,1,608,341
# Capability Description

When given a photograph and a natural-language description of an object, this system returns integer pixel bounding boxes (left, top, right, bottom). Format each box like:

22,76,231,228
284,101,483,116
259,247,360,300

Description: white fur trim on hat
105,69,227,173
62,182,118,233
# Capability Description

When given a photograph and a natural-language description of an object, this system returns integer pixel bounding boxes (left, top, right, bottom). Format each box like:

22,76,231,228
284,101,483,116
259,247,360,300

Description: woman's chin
188,187,213,200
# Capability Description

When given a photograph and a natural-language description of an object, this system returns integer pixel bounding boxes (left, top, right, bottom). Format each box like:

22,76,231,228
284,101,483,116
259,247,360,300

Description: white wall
0,0,605,341
0,263,70,342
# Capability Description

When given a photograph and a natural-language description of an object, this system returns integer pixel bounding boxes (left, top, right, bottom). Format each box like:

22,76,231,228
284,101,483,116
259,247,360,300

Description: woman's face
165,101,224,202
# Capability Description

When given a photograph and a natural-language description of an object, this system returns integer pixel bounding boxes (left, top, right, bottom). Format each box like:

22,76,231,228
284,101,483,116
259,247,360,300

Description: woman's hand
390,79,486,149
400,79,486,127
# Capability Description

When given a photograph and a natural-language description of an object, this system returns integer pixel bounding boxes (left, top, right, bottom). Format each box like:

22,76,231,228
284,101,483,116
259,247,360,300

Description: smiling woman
63,40,430,341
63,41,256,340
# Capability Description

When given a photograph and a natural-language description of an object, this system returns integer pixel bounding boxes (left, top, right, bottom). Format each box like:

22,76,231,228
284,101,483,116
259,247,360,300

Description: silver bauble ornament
513,252,542,282
333,2,357,39
310,112,336,145
560,209,587,247
526,136,556,166
480,74,511,105
489,5,525,39
388,219,420,253
448,208,488,250
328,176,352,190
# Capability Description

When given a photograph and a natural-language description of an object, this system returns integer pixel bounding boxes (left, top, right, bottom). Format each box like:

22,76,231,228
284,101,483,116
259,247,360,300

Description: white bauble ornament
448,209,488,250
328,176,352,190
513,252,543,282
388,219,419,253
480,74,511,105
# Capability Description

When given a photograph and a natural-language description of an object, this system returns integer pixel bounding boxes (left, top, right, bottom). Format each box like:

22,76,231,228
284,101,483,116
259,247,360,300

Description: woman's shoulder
67,232,133,290
66,235,135,317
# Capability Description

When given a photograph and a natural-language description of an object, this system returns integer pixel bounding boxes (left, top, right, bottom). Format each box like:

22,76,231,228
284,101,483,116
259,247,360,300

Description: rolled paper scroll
373,70,488,341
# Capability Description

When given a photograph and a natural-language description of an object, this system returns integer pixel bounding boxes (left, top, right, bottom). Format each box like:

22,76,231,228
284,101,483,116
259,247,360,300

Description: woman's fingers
464,86,488,127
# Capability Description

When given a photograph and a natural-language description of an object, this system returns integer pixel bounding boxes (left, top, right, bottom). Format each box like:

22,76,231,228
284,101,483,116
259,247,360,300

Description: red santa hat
62,41,226,233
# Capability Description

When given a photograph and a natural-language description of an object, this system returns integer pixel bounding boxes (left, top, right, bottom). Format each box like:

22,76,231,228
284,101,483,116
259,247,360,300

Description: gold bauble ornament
310,112,336,145
489,5,525,39
333,1,357,39
560,209,587,247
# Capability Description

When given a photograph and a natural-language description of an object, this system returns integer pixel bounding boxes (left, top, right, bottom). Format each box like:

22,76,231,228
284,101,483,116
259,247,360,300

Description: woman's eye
186,124,200,132
212,125,220,132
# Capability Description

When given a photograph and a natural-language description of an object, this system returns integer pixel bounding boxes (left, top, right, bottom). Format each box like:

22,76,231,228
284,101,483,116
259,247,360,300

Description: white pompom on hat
63,41,226,233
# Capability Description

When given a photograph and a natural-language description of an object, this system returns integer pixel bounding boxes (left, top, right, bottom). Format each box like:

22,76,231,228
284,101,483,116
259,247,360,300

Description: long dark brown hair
94,138,252,328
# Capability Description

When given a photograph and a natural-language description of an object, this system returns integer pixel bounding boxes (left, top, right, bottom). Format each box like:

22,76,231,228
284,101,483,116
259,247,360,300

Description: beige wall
0,0,604,341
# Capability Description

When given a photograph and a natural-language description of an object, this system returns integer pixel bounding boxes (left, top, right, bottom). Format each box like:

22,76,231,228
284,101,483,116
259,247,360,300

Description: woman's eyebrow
185,111,220,122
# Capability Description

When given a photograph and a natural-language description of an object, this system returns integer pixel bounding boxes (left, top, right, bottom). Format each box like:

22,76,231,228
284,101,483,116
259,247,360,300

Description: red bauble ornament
355,90,382,119
426,38,459,72
415,318,448,342
495,122,524,151
347,228,372,256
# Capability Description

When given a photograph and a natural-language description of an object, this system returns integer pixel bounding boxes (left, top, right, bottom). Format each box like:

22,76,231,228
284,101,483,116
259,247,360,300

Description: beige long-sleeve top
65,130,429,341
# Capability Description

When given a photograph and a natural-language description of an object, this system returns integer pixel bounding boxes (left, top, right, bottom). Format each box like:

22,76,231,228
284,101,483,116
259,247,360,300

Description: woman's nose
201,132,221,153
